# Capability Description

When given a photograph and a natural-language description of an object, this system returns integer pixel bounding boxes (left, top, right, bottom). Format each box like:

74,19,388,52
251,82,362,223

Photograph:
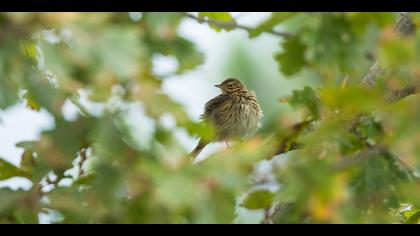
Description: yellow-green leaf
241,190,274,210
198,12,236,32
0,159,24,180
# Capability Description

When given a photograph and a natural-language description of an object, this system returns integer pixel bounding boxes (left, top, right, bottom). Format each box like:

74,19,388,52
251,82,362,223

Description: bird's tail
188,139,208,159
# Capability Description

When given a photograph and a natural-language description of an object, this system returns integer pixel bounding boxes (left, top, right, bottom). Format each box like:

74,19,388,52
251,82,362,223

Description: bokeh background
1,13,311,223
1,12,420,224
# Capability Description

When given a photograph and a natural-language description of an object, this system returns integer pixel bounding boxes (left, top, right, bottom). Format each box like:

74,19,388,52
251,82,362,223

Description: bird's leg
224,141,230,148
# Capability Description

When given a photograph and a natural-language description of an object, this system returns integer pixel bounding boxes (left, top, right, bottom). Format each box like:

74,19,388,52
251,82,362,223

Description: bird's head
215,78,246,94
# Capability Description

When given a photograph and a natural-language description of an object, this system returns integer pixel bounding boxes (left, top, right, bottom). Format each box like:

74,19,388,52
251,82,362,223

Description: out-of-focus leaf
199,12,233,22
301,13,367,77
0,78,19,109
198,12,235,32
142,13,204,73
0,189,18,208
15,141,36,150
36,117,96,172
350,152,403,210
346,12,394,35
405,210,420,224
21,39,39,65
275,36,307,76
24,71,63,115
378,29,417,67
0,41,27,109
0,188,41,224
46,187,107,223
145,37,204,74
172,38,204,73
249,12,296,38
184,121,215,144
319,86,383,115
0,159,25,180
241,190,275,209
288,86,320,119
23,91,41,111
14,208,39,224
73,172,97,186
144,12,183,40
357,115,384,144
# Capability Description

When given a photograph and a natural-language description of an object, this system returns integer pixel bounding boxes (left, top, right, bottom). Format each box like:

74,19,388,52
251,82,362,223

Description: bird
189,78,262,159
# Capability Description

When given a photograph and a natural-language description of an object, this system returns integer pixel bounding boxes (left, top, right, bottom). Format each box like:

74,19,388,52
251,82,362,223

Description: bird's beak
214,84,222,88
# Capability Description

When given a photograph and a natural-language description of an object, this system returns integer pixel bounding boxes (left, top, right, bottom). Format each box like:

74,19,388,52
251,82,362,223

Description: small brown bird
189,78,262,159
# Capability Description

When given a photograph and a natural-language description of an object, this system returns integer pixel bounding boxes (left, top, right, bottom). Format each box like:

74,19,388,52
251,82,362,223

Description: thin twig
70,95,92,117
261,207,272,224
271,119,315,157
387,84,418,103
44,172,67,189
78,148,89,178
45,176,61,186
184,13,293,39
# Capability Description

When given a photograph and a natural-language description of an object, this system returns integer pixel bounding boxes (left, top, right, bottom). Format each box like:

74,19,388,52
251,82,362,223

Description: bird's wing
201,94,229,121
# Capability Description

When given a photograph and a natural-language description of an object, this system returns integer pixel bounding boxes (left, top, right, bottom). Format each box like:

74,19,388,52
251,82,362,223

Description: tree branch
360,12,417,88
77,148,89,178
387,84,418,102
261,207,273,224
70,95,92,117
184,13,293,39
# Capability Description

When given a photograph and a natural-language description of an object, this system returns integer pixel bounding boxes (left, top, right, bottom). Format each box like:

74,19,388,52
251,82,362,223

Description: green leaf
319,86,382,115
142,14,205,74
171,38,204,73
14,207,39,224
15,141,37,150
249,12,295,38
23,71,63,115
289,86,320,119
184,120,215,143
346,12,394,35
21,39,39,65
0,188,22,212
23,91,41,112
0,159,24,180
275,36,307,76
378,33,416,67
405,210,420,224
36,117,96,172
73,172,97,186
199,12,234,22
357,115,384,143
241,190,275,210
198,12,236,32
0,41,25,109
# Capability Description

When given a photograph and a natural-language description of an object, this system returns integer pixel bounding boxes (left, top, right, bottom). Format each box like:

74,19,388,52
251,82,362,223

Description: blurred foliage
0,12,420,224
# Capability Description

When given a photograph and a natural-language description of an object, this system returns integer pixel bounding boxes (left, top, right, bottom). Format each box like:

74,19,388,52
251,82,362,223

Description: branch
70,95,92,117
45,176,61,186
261,207,273,224
274,119,314,155
395,12,416,37
44,172,67,189
360,12,416,88
387,84,418,102
360,61,384,87
77,148,89,178
184,13,293,39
